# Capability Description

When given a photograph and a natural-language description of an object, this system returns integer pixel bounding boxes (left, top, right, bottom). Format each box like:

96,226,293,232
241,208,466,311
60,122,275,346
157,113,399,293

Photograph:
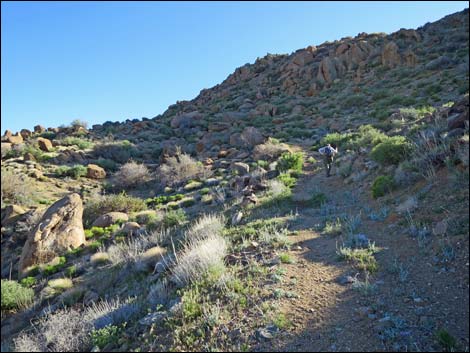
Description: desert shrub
184,180,203,191
436,329,458,352
20,144,51,162
409,128,452,179
277,173,297,188
162,209,187,228
94,158,119,172
370,136,412,165
252,137,290,160
180,197,196,208
1,280,34,311
399,106,435,120
371,175,396,198
20,276,37,288
70,119,88,130
348,125,388,150
47,278,73,292
171,233,227,287
342,94,366,108
276,152,304,173
54,165,87,179
83,193,147,227
42,256,67,276
337,246,378,272
145,194,184,208
184,214,225,243
13,306,92,352
13,297,139,351
60,137,93,150
90,252,110,266
106,238,148,266
1,168,36,206
93,140,139,164
90,325,120,350
309,192,327,207
320,132,355,149
113,161,151,189
158,150,207,187
84,298,141,330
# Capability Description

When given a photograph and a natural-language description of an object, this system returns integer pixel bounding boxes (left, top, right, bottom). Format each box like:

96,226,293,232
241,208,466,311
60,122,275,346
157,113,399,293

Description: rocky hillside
1,8,469,353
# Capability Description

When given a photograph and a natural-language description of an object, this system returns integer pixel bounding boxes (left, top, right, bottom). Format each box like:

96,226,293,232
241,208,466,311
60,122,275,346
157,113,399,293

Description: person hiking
318,143,338,177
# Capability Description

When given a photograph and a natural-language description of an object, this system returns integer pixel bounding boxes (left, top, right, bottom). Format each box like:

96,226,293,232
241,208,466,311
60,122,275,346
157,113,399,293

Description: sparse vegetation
1,168,36,206
370,136,412,165
158,149,207,187
371,175,396,198
1,279,34,311
83,192,147,226
113,160,151,189
276,152,304,173
55,164,88,179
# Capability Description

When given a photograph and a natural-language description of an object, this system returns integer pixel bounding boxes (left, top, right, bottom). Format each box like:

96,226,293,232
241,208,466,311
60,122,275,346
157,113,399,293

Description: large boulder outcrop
87,164,106,179
18,193,86,275
381,41,401,68
37,137,53,152
240,127,265,147
170,111,202,129
34,125,46,133
92,212,129,228
6,133,23,145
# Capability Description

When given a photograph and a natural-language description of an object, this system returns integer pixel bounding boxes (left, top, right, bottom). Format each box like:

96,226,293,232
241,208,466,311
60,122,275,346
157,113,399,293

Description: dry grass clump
171,214,227,286
1,168,36,206
252,138,291,160
113,161,151,189
13,297,139,352
158,149,208,187
184,213,225,243
13,307,92,352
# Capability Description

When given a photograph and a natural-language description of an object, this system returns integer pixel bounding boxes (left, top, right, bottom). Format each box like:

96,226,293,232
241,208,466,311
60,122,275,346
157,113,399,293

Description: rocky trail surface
255,150,469,352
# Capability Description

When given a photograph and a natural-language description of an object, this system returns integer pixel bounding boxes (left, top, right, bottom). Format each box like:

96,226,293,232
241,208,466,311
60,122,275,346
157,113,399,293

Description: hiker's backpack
325,146,335,156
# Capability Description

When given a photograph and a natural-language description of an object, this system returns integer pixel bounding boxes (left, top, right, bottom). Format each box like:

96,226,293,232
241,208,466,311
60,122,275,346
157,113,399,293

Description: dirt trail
256,151,469,352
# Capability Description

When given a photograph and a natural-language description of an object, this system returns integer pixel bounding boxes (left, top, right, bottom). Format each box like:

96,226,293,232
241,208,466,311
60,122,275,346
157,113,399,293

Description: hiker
318,143,338,177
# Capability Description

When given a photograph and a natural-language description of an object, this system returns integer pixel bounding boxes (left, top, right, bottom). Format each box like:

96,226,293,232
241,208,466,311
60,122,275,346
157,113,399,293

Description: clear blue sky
1,1,468,133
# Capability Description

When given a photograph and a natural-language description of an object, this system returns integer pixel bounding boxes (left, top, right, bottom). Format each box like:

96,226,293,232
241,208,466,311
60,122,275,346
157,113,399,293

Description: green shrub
199,187,210,195
371,176,396,198
94,158,119,172
277,173,297,188
436,329,457,352
348,125,388,150
65,265,77,278
309,192,327,207
83,193,147,227
21,144,51,162
61,136,94,150
370,136,412,165
19,276,37,288
1,280,34,311
93,141,139,164
54,165,87,179
90,325,121,350
145,194,184,208
163,209,187,228
320,132,354,149
277,152,304,173
279,253,294,264
42,256,67,276
180,197,196,208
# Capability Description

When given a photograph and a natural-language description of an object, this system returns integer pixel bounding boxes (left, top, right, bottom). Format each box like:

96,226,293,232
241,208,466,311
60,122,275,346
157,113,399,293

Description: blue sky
1,1,468,133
